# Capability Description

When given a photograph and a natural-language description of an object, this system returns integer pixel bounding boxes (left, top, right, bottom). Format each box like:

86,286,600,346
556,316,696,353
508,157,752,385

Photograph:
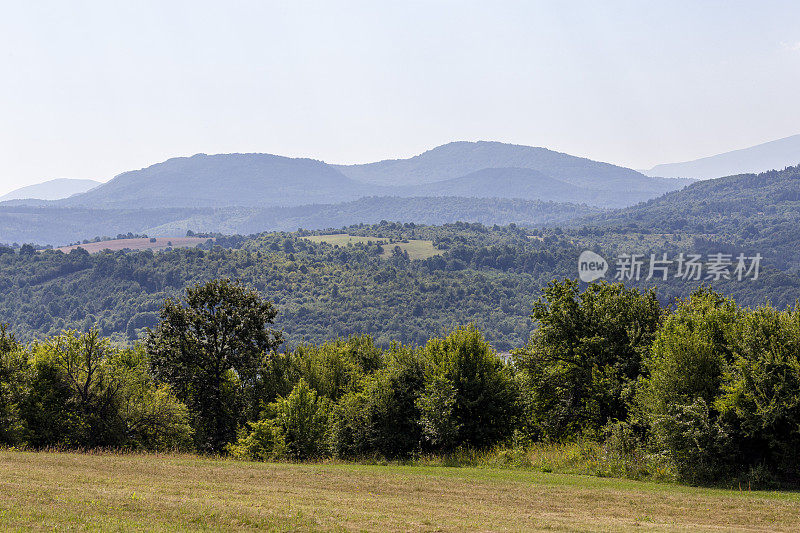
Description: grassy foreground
1,450,799,532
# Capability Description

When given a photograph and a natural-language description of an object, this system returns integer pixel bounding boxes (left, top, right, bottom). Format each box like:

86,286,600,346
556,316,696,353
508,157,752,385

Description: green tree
516,280,662,440
330,344,425,459
24,329,124,447
0,325,26,445
107,346,193,450
147,278,283,452
638,288,740,483
717,305,800,480
422,325,517,449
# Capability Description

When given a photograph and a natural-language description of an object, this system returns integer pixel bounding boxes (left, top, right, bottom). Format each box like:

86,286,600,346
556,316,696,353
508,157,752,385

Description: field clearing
54,237,213,254
304,234,441,260
1,450,799,532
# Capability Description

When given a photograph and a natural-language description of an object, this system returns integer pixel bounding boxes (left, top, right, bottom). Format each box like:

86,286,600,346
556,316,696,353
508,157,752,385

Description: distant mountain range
55,153,374,209
644,134,800,180
336,141,689,193
31,141,688,211
0,141,695,245
0,178,101,202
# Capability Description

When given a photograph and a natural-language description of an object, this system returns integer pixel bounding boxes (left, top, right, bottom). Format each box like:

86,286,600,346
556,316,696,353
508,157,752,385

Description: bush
422,325,517,450
650,398,732,483
271,379,330,460
0,326,26,445
639,288,741,483
229,419,287,461
416,374,460,449
108,346,193,450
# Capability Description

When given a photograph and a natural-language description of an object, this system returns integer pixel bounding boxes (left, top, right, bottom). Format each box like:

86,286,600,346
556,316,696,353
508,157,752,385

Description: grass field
54,237,213,254
303,234,441,260
1,450,799,532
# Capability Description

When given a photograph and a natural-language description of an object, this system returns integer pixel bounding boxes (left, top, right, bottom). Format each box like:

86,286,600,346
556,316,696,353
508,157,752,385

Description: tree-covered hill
2,222,799,350
580,164,800,270
57,153,374,209
0,197,599,247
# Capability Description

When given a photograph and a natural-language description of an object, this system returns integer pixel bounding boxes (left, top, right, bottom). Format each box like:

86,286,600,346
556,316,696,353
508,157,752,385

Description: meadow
303,233,441,260
1,450,798,532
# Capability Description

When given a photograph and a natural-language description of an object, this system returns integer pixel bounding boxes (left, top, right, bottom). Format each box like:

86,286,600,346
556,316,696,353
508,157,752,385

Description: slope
57,153,376,209
335,141,691,195
645,134,800,180
0,178,101,202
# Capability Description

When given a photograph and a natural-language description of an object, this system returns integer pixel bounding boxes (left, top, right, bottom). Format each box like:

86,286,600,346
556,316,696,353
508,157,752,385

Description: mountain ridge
335,140,691,193
53,141,688,210
0,178,101,201
644,134,800,180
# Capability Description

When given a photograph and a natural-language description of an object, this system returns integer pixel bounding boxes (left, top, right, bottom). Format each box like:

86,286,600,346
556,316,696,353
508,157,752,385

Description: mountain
0,142,700,244
0,178,101,202
404,167,656,208
54,143,689,211
335,141,691,194
58,153,376,209
0,197,599,246
644,134,800,180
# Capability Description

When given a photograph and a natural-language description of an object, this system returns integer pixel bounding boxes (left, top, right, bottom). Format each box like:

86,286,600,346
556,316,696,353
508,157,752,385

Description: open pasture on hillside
1,450,798,532
54,237,212,254
303,233,441,260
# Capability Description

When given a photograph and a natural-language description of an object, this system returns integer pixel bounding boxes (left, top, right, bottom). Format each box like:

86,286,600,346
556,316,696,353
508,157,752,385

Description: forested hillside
582,164,800,270
2,222,799,349
0,197,598,246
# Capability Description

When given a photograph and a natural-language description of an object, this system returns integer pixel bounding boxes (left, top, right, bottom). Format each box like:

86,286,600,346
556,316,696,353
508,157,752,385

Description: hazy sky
2,1,800,194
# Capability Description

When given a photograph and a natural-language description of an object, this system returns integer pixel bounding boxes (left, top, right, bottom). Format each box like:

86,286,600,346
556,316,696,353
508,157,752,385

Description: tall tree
516,279,663,440
147,278,282,452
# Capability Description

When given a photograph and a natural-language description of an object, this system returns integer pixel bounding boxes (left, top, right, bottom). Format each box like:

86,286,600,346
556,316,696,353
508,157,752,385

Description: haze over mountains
0,140,694,245
0,178,100,202
644,133,800,180
46,141,687,210
335,141,688,193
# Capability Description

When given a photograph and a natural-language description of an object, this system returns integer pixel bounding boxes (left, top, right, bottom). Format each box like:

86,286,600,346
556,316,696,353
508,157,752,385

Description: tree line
2,277,799,486
3,222,800,353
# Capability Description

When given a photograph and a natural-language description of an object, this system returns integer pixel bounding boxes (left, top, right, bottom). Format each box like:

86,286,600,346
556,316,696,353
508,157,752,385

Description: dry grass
304,234,387,247
54,237,212,254
303,234,441,260
378,240,440,260
1,450,799,532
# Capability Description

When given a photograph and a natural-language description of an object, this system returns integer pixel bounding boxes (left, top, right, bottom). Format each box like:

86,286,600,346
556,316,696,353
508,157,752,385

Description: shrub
271,379,330,460
422,325,517,450
639,288,740,483
229,419,287,461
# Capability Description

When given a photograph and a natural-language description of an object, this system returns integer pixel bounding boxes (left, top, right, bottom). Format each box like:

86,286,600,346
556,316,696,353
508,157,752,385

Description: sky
2,0,800,195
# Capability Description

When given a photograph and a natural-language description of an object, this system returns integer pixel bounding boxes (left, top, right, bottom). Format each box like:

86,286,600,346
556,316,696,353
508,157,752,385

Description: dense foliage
2,222,800,353
147,279,282,452
581,164,800,270
3,278,800,487
0,223,578,350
